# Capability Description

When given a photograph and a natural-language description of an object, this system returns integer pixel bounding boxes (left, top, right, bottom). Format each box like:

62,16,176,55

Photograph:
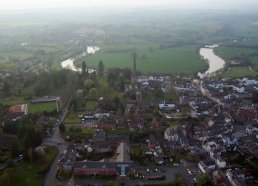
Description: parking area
180,161,202,184
134,167,167,180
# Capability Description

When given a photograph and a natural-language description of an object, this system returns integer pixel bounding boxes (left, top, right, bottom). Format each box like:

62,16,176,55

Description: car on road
153,168,158,172
188,170,192,176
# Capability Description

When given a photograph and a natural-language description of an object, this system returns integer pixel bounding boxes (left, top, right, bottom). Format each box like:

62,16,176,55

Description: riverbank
61,46,100,72
198,44,226,78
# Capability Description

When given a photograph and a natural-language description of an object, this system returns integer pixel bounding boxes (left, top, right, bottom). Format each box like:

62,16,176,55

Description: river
61,46,100,73
198,44,225,78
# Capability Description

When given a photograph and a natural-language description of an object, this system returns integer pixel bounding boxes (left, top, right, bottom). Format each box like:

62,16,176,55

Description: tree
107,181,120,186
84,79,94,90
81,61,88,79
154,87,163,98
7,160,16,168
2,82,10,95
170,173,182,186
31,131,42,147
98,60,104,76
59,123,65,133
27,148,34,162
90,71,98,86
89,88,97,98
119,78,125,91
113,96,120,110
70,98,78,112
196,173,212,186
34,84,47,96
11,143,19,158
0,171,11,186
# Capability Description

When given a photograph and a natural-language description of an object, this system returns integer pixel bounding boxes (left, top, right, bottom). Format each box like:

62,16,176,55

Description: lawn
64,112,83,124
76,44,206,74
223,66,258,78
78,101,97,111
106,128,129,135
29,102,57,113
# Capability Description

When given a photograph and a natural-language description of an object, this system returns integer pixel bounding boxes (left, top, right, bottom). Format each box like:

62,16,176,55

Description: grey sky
1,0,258,10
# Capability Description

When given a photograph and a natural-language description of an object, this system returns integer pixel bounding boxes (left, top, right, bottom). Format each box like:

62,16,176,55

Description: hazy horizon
1,0,258,11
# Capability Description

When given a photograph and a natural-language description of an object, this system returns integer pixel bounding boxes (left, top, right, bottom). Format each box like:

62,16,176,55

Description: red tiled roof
9,104,27,113
9,105,22,113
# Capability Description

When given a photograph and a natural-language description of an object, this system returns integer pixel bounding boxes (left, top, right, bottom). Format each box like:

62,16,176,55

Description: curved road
197,80,224,106
43,99,70,186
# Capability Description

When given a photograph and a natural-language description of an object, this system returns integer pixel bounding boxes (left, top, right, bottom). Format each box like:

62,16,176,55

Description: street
43,99,70,186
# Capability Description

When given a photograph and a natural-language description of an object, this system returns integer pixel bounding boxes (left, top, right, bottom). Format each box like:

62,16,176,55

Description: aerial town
1,51,258,186
1,1,258,186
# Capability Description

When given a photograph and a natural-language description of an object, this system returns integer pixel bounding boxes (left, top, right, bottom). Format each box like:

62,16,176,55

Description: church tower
131,49,137,87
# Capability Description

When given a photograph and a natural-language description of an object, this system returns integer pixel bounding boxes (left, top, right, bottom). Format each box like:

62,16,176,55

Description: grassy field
214,46,257,60
76,44,206,74
29,102,57,113
64,112,83,124
250,56,258,68
106,128,129,135
223,66,257,78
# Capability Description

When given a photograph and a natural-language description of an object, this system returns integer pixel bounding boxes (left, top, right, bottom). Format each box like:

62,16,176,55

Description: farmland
1,9,258,75
214,39,258,76
214,46,257,61
76,44,207,74
224,66,257,78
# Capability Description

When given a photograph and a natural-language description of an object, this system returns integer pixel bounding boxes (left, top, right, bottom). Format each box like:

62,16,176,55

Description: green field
224,66,257,78
215,46,257,60
250,56,258,68
76,45,207,74
29,102,57,113
215,44,258,75
64,112,83,124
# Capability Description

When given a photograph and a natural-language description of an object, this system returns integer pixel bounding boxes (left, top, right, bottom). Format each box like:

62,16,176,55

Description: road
198,80,224,106
43,98,70,186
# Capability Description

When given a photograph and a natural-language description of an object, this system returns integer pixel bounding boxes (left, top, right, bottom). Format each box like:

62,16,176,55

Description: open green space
64,112,83,124
215,46,257,60
106,128,129,135
250,56,258,68
29,102,57,113
77,101,97,111
224,66,257,78
76,45,206,74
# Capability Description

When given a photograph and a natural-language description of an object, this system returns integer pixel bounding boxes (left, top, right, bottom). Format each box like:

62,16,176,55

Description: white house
159,103,176,110
198,161,207,173
246,125,258,135
198,160,215,173
216,157,227,168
